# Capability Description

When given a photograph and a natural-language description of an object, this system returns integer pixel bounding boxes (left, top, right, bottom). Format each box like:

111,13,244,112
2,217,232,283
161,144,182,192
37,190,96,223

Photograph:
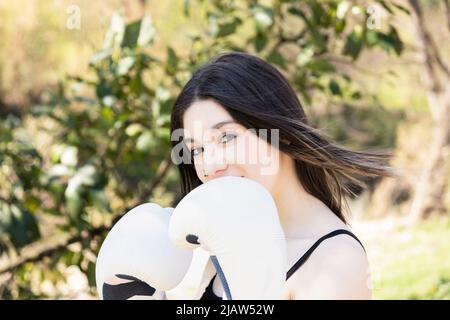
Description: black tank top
200,229,366,300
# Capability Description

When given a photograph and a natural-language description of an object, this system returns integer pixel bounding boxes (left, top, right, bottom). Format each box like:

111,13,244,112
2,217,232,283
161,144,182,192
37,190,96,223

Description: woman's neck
271,156,346,239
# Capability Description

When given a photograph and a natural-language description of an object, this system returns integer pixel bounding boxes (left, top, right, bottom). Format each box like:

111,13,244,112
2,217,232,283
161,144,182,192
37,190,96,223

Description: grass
352,215,450,300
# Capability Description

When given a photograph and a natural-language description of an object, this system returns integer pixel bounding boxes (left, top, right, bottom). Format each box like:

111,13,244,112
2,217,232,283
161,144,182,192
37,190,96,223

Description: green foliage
369,217,450,300
0,0,408,298
0,116,41,255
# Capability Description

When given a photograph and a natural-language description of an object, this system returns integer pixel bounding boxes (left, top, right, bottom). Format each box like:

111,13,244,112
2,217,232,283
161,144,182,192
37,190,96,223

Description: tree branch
408,0,450,89
445,0,450,33
137,153,173,203
0,154,174,275
0,227,107,275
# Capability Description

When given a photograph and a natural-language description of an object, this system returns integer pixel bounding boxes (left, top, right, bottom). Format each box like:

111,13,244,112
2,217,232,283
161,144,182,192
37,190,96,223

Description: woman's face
182,99,286,194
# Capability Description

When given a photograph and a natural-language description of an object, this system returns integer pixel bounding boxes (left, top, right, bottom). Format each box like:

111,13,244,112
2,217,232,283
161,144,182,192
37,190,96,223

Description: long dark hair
170,51,393,223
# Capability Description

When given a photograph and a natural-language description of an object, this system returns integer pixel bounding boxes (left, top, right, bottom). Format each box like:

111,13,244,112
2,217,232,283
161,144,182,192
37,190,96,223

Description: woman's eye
220,133,237,144
190,147,203,157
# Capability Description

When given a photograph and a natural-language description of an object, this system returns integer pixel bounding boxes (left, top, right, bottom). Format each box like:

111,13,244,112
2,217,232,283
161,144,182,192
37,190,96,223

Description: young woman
170,51,393,300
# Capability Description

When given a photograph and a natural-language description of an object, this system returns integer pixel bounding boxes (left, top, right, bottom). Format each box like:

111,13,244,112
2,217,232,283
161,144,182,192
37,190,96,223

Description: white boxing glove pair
95,176,287,300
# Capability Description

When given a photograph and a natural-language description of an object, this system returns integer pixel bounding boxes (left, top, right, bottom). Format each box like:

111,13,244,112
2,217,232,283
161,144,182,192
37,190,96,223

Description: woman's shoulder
285,228,371,300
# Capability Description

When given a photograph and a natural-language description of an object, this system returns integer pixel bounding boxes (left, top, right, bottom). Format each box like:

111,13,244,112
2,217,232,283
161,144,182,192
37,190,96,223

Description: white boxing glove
166,247,218,299
95,203,193,299
168,176,287,300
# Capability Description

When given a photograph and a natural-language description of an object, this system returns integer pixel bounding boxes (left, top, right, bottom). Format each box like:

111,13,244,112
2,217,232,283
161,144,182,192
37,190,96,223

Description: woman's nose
201,144,228,177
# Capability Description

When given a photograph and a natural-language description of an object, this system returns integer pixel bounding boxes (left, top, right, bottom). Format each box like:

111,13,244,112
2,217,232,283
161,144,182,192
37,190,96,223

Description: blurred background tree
0,0,449,299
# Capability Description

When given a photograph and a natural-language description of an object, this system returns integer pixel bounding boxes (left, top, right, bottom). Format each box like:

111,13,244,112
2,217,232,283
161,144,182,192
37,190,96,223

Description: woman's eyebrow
210,120,237,130
184,120,237,144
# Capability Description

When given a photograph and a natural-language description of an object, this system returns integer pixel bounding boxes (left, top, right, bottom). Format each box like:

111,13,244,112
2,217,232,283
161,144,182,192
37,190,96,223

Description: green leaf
351,91,362,100
183,0,191,16
343,29,363,59
116,56,135,76
48,164,74,177
43,208,62,216
328,79,342,96
100,106,114,126
306,59,336,73
254,32,268,52
156,127,171,141
253,5,274,33
96,79,113,99
66,191,83,221
335,19,346,33
137,15,155,46
136,131,155,152
129,76,143,96
296,47,314,67
121,20,141,48
152,100,161,120
89,50,111,66
86,261,96,287
64,164,100,220
288,7,307,20
376,26,403,55
101,95,117,110
288,6,325,49
0,203,41,252
156,114,171,127
166,47,178,74
308,1,327,24
88,188,110,211
125,123,145,137
365,29,378,47
60,146,78,167
24,195,41,213
216,20,239,38
102,13,125,51
267,50,287,69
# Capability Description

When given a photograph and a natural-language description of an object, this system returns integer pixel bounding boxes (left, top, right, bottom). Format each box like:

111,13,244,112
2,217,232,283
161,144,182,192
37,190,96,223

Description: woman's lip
214,169,227,176
214,170,244,178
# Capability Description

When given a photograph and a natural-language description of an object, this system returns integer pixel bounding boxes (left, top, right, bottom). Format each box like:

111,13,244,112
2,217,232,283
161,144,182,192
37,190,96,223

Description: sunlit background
0,0,449,299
